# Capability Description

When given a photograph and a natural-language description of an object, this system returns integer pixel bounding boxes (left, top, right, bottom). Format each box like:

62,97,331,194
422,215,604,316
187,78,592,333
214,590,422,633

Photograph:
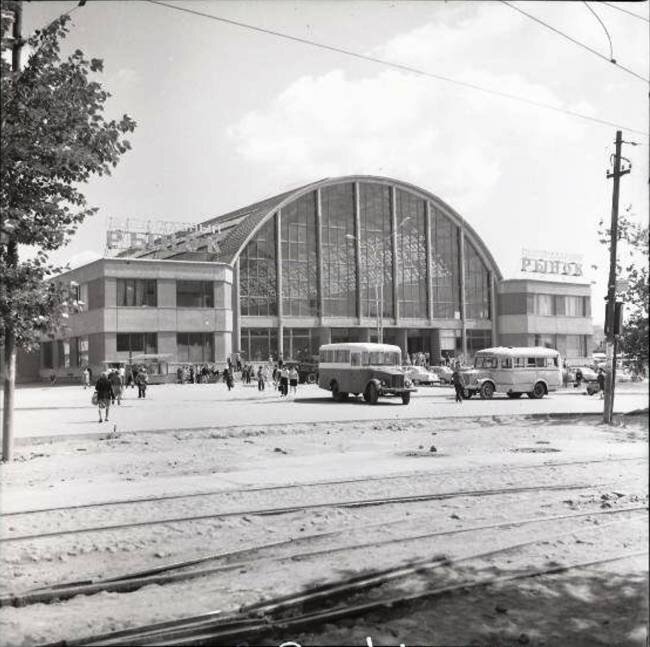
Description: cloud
227,4,593,214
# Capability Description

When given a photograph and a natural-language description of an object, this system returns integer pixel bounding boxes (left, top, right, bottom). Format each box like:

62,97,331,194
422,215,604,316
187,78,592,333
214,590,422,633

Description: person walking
82,367,90,390
224,367,234,392
109,369,123,406
597,368,605,399
279,365,289,397
289,366,299,396
135,367,148,399
257,366,265,391
94,371,112,423
451,363,464,403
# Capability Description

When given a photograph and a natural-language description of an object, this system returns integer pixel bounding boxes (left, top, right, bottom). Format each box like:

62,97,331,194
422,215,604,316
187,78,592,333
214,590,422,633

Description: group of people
91,365,150,423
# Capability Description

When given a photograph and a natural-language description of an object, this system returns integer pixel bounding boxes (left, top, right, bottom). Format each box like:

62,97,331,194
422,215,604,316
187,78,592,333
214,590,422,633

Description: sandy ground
0,404,648,646
3,380,648,440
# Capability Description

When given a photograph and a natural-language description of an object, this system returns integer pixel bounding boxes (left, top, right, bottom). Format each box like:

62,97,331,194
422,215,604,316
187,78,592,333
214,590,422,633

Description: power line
145,0,649,137
598,1,650,24
583,1,614,62
500,0,648,84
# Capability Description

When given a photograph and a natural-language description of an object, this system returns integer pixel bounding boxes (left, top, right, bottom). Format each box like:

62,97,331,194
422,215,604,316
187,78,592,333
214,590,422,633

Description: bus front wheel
401,392,411,405
365,383,379,405
528,382,546,399
479,382,495,399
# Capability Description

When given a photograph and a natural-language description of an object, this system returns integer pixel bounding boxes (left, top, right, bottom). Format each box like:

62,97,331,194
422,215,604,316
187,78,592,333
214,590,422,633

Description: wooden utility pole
603,130,629,424
2,0,23,462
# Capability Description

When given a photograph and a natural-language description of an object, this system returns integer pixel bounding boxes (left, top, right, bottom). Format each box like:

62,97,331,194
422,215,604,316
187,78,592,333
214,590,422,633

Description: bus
460,346,562,399
318,342,417,404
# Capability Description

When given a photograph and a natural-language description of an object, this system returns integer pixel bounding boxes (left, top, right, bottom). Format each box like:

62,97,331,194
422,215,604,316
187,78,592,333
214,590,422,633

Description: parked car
403,365,440,386
429,365,454,384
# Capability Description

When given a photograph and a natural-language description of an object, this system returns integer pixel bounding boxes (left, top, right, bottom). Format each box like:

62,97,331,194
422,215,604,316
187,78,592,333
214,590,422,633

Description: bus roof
319,342,402,354
475,346,560,357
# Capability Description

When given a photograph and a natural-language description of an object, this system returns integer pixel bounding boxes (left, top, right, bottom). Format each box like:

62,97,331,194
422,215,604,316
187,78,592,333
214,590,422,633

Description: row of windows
475,356,558,369
42,338,89,369
319,349,401,366
527,294,590,317
238,183,491,321
114,279,215,308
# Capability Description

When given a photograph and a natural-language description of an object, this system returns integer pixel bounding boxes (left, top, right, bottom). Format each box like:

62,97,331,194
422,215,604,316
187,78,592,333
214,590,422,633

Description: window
527,357,537,367
430,207,460,319
514,357,526,368
240,328,279,361
396,189,427,319
240,218,277,316
554,296,566,316
117,279,157,307
501,357,513,369
177,333,214,362
351,353,361,366
474,356,497,369
281,194,318,317
177,281,213,308
464,241,491,320
537,294,554,316
335,350,350,363
566,296,584,317
526,294,536,314
116,333,157,354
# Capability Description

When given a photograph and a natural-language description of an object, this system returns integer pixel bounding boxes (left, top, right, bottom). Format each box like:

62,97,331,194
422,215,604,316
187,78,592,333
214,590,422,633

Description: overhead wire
499,0,648,83
598,1,650,24
144,0,648,137
582,1,614,62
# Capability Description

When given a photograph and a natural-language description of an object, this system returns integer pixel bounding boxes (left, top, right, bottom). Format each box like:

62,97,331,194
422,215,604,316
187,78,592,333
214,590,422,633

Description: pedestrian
226,368,234,391
451,363,464,403
597,368,605,399
82,366,90,390
135,367,148,399
94,371,112,423
109,368,123,405
176,367,183,384
574,368,583,389
289,365,299,395
125,365,134,389
189,366,195,384
279,365,289,397
257,366,265,391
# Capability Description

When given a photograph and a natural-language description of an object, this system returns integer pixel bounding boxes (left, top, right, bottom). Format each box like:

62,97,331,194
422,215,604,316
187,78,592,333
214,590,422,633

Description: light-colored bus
318,343,417,404
460,347,562,399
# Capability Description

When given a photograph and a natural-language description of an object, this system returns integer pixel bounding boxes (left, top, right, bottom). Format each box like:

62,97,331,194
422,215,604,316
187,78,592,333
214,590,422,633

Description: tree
1,3,136,460
598,206,649,371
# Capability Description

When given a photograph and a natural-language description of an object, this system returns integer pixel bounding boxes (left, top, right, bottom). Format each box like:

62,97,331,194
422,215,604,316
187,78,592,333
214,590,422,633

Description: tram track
0,481,616,544
34,514,647,647
1,504,645,608
2,454,644,519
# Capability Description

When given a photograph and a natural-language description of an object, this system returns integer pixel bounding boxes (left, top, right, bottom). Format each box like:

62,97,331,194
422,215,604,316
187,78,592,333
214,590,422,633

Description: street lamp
346,217,410,345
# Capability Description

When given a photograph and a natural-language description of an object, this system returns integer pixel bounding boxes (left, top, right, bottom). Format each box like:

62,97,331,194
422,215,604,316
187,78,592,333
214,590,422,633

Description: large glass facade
430,207,460,319
464,240,491,320
281,193,318,317
240,327,279,362
396,190,427,319
239,217,277,316
282,327,319,361
321,183,357,317
359,183,393,319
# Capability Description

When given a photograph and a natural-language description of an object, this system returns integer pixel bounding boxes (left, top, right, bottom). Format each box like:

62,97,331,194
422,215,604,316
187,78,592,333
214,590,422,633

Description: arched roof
200,175,502,281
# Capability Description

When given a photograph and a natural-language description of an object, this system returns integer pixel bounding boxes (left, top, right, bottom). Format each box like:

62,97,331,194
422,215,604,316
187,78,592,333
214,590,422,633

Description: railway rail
34,514,647,647
0,481,612,544
1,504,645,608
2,454,644,518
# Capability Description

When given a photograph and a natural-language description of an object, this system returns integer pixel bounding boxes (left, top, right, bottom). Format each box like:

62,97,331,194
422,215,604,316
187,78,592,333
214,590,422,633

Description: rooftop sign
520,248,584,278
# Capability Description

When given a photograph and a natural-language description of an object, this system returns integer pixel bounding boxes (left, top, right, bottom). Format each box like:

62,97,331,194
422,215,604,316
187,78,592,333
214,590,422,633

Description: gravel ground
0,412,647,646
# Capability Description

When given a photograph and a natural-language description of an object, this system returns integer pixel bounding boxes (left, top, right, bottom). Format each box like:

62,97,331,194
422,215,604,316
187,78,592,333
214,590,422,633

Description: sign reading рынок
520,248,583,277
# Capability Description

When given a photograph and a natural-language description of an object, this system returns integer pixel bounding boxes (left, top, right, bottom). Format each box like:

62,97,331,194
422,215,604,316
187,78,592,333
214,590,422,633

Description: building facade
16,176,594,381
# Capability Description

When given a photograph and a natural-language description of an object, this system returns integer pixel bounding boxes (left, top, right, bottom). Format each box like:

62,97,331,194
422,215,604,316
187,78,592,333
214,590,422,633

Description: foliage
598,205,649,365
0,6,135,348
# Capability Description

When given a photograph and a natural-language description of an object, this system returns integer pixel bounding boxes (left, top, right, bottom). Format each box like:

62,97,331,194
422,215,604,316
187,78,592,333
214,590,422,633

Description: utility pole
603,130,630,424
2,0,23,462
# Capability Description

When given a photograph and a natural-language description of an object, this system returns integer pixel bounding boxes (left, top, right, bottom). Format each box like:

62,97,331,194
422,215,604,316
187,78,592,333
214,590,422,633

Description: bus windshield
474,356,498,369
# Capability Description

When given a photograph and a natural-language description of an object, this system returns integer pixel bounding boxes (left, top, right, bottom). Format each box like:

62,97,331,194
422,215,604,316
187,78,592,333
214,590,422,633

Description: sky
19,0,650,324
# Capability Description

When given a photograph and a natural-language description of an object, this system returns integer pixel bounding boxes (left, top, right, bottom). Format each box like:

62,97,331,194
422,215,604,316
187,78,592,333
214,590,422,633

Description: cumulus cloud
227,3,593,214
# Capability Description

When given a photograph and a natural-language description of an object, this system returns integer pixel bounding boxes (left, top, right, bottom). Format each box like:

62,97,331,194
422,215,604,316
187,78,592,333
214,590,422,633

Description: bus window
361,351,369,365
501,357,513,369
351,352,361,367
535,357,545,367
527,357,536,367
513,357,526,368
369,351,381,365
335,350,350,363
389,352,401,366
475,356,497,369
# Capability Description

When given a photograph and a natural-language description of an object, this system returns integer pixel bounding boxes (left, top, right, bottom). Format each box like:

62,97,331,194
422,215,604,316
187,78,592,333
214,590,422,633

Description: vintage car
403,365,440,386
429,365,454,384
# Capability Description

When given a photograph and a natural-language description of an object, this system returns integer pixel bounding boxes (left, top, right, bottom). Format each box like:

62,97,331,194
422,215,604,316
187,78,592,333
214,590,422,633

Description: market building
16,175,594,381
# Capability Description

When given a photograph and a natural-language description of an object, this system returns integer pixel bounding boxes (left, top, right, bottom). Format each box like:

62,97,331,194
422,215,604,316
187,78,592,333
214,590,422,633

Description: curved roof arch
207,175,502,281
